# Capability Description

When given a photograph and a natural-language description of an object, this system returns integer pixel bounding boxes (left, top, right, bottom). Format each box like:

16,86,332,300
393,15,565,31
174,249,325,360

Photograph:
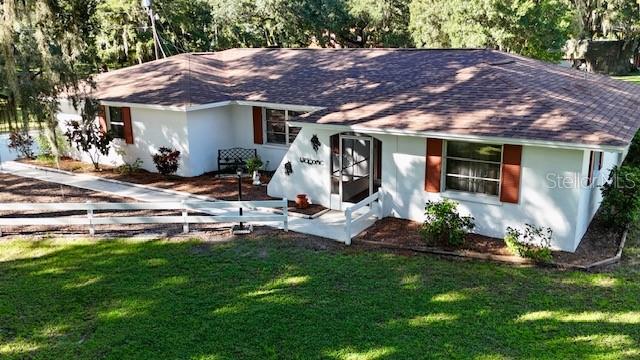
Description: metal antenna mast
141,0,165,60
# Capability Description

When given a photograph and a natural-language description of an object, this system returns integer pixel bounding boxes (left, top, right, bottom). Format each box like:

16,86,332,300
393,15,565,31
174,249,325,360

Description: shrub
504,225,553,263
37,131,69,158
152,147,180,175
245,156,264,173
420,199,475,246
64,120,113,171
624,131,640,166
8,131,35,159
117,158,143,175
115,149,143,175
600,165,640,229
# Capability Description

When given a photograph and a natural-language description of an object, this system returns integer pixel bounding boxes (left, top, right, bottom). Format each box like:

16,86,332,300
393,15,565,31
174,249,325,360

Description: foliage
624,131,640,166
152,146,181,175
409,0,575,61
36,132,69,158
600,165,640,229
115,149,143,175
0,0,98,166
421,199,475,246
7,131,35,159
117,158,144,175
64,99,114,171
245,156,264,174
504,225,553,263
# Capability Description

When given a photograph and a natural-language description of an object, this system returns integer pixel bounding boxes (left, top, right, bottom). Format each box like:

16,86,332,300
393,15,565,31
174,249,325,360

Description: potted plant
246,156,264,185
295,194,309,209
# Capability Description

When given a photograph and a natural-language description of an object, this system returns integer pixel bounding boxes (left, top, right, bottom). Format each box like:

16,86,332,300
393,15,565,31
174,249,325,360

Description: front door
331,135,373,210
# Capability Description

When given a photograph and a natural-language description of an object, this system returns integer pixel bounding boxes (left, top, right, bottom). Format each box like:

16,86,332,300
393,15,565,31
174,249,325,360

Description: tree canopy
1,0,639,144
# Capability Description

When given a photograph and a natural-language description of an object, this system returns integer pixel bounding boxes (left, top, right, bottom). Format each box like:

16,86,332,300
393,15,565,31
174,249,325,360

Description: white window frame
107,106,125,139
263,108,302,146
442,140,504,198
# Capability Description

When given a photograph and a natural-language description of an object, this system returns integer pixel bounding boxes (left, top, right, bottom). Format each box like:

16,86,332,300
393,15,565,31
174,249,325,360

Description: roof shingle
93,48,640,147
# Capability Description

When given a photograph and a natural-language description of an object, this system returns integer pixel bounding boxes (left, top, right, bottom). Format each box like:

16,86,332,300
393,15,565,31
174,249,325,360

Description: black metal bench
217,147,257,173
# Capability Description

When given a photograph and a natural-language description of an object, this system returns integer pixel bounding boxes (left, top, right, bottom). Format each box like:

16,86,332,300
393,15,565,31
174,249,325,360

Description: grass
613,74,640,85
0,234,639,360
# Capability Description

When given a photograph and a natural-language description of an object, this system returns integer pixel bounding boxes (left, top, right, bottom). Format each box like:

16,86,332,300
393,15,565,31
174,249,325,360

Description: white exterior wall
186,107,234,175
575,150,620,248
55,102,296,177
267,127,334,206
229,104,289,171
268,124,612,252
57,101,191,176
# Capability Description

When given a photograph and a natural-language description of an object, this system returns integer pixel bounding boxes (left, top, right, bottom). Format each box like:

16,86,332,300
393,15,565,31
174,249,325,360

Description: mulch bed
355,217,512,256
287,202,327,216
552,214,623,266
18,158,328,216
354,216,624,267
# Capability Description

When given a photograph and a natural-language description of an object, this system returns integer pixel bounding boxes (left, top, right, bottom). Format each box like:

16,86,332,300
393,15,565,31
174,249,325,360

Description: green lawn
0,234,639,360
613,74,640,85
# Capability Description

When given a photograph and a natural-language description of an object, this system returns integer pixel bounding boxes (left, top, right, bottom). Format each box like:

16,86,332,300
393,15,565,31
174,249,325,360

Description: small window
445,141,502,196
265,109,305,146
108,107,125,139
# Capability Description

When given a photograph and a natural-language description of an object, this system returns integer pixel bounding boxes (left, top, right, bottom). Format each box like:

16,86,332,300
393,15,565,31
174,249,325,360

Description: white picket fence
0,199,288,236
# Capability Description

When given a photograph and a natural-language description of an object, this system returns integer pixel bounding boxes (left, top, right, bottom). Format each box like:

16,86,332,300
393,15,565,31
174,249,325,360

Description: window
265,108,304,145
108,107,125,139
445,141,502,196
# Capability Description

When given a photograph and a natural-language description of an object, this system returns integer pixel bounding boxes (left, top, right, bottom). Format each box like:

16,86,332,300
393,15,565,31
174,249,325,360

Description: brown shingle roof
94,48,640,147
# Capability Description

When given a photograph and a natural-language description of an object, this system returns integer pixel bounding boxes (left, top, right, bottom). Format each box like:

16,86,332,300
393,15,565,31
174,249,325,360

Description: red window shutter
425,138,443,192
122,107,134,144
500,145,522,204
252,106,263,144
587,151,594,185
98,105,107,133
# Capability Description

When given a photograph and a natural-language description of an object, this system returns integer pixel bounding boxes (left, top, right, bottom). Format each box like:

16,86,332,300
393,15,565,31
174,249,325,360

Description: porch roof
92,48,640,148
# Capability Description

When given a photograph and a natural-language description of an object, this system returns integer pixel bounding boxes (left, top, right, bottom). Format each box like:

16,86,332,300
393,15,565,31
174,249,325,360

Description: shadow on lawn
0,237,639,359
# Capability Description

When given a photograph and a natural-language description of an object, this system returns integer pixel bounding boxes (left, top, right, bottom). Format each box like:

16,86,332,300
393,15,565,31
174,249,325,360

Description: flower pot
295,194,309,209
252,170,261,185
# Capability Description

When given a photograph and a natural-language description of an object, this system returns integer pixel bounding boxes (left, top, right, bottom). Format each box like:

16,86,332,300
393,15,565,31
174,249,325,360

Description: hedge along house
56,48,640,251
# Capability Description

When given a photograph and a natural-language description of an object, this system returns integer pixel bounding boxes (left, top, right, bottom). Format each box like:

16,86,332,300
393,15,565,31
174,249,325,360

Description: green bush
245,156,264,174
600,165,640,229
36,132,69,157
504,225,553,263
117,158,143,175
420,199,475,246
624,132,640,166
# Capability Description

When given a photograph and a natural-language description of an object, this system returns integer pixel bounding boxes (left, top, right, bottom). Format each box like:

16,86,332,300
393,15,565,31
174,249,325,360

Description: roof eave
289,121,628,152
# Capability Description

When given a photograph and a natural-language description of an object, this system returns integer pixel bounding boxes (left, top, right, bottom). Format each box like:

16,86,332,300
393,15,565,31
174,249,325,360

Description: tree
0,0,98,167
64,98,114,170
568,0,640,73
409,0,575,61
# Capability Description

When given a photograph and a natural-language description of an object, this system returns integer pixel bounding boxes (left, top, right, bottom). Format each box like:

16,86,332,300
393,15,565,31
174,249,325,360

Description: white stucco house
56,48,640,252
